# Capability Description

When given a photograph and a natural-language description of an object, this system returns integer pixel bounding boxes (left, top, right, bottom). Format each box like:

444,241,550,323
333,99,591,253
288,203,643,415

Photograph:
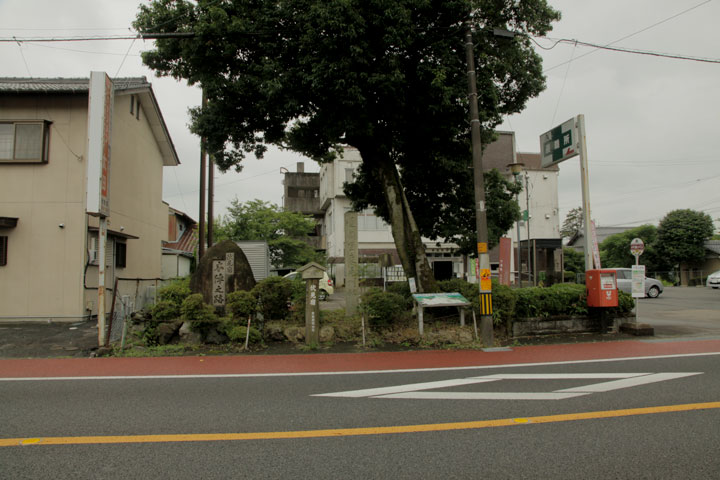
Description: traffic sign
630,238,645,257
540,117,580,168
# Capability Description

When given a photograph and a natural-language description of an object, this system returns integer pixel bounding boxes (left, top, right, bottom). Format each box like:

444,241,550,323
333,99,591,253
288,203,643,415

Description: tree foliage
561,207,583,239
135,0,560,291
214,199,324,268
656,209,714,267
599,224,670,273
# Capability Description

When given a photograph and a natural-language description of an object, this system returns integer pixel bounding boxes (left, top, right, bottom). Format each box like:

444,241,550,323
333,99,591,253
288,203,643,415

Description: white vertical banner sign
86,72,113,347
590,220,602,269
86,72,113,217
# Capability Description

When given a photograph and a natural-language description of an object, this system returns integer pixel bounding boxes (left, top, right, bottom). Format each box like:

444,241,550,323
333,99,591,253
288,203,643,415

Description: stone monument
190,240,256,310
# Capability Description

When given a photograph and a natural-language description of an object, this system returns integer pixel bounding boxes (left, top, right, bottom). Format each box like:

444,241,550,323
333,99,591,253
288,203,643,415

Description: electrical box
586,269,618,307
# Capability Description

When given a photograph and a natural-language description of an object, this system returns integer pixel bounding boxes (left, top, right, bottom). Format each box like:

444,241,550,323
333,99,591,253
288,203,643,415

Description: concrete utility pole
465,24,494,347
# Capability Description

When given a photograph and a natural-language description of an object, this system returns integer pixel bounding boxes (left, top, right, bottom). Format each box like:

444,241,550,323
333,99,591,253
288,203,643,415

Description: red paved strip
1,339,719,378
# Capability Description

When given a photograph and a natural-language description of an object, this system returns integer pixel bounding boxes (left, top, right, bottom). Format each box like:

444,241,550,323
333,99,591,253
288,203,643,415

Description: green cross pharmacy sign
540,117,580,168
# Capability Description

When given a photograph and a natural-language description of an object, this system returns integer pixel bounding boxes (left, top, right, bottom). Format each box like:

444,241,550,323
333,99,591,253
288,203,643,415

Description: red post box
586,269,618,307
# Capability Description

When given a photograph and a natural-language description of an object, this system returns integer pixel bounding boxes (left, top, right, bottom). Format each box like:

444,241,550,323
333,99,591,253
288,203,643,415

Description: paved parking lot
636,286,720,338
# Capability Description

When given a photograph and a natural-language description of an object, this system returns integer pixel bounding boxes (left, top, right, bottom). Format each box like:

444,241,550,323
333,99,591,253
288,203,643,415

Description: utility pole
198,90,207,259
207,152,214,248
465,24,494,347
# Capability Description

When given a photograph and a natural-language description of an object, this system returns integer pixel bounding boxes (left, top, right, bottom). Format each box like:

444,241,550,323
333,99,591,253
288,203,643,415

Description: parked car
283,271,334,300
611,268,663,298
707,270,720,289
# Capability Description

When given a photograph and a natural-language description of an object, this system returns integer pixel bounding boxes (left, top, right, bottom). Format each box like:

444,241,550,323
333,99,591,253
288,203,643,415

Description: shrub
252,276,294,320
491,281,516,327
225,325,262,344
150,300,180,323
360,288,407,328
386,281,413,306
226,290,257,320
158,277,191,306
181,293,219,335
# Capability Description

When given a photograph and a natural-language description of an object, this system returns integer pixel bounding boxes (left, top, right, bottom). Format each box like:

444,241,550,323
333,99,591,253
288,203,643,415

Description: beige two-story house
0,77,179,322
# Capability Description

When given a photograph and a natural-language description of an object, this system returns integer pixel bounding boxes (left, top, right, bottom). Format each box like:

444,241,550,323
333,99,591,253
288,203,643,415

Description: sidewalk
0,320,98,359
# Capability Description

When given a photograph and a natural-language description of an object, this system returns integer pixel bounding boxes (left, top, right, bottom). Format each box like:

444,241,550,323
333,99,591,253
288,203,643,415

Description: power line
541,0,714,72
533,37,720,65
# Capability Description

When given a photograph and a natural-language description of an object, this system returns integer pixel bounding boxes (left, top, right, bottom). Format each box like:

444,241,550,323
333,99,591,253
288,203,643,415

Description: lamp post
507,162,524,287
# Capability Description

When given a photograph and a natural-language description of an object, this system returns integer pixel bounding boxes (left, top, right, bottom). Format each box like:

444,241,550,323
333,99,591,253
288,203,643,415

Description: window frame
115,240,127,269
0,120,51,164
0,236,7,266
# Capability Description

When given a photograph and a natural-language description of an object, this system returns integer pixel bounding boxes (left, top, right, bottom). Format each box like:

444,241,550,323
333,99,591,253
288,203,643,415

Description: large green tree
599,224,670,273
656,209,714,268
135,0,559,292
214,199,324,268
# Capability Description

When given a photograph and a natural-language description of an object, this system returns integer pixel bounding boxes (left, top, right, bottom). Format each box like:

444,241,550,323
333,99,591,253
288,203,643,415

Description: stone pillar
305,279,320,345
344,211,359,316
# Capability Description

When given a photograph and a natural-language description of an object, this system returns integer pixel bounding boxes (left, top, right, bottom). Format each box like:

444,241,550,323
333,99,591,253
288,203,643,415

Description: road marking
2,402,718,447
314,372,702,400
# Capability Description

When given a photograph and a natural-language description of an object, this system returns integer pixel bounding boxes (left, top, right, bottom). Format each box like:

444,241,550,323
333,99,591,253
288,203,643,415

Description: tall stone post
344,211,359,316
297,262,326,346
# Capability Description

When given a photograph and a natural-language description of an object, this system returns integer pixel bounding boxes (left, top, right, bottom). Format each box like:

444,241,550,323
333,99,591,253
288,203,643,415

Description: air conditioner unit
88,250,99,265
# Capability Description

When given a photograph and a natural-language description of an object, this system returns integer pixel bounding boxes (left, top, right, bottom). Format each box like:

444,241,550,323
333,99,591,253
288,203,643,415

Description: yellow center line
3,401,718,448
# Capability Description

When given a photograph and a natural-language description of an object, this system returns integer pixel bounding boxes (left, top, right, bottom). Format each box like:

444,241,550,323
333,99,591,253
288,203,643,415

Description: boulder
205,328,229,345
319,325,335,343
264,322,286,342
155,322,180,345
283,326,305,343
189,240,256,307
179,321,202,345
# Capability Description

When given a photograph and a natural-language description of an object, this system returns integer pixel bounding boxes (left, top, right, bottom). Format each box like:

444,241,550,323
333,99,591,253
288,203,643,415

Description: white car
611,268,664,298
707,270,720,289
283,271,334,300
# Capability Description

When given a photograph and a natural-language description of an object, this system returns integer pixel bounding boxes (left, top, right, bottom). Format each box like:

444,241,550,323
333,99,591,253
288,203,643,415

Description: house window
0,121,51,164
0,236,7,266
115,241,127,268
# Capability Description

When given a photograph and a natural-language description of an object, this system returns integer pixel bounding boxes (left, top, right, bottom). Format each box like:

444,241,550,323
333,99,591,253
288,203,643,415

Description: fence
106,277,170,345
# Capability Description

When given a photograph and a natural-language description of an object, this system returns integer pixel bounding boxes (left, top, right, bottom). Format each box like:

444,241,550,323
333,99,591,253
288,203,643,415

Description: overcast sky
2,0,718,231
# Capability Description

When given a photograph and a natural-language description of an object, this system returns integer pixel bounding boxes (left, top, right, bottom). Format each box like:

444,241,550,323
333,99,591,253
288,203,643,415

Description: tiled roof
0,77,150,94
705,240,720,255
163,226,198,255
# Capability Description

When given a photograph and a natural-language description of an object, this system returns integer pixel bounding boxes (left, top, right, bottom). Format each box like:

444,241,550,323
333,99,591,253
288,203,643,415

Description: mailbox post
297,262,326,345
586,269,618,308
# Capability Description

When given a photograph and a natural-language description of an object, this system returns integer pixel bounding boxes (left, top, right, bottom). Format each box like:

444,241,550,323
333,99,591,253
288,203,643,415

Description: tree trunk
358,148,438,293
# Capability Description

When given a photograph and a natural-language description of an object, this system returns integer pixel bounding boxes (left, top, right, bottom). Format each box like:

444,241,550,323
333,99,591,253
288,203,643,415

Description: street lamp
507,162,524,287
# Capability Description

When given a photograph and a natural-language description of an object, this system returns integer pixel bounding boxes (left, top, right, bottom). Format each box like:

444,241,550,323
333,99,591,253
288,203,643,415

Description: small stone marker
297,262,326,345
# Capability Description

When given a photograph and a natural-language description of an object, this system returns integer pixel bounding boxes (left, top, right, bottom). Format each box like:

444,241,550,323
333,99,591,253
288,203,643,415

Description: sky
1,0,719,231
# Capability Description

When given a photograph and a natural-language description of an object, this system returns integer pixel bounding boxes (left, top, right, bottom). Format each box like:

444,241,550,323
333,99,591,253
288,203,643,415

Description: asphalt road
2,345,719,479
638,286,720,337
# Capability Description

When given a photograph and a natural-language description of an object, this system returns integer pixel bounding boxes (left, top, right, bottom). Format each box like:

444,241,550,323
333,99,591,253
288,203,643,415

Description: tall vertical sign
497,237,512,286
86,72,113,347
540,114,593,271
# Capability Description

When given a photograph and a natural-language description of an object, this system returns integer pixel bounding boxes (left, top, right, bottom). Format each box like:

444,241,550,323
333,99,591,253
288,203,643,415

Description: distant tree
214,199,324,268
656,209,714,267
561,207,583,239
600,224,670,273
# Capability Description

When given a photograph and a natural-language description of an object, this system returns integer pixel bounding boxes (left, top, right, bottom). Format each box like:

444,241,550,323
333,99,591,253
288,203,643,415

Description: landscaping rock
156,322,180,345
179,321,202,345
264,322,286,342
284,326,305,343
205,328,229,345
319,325,335,343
